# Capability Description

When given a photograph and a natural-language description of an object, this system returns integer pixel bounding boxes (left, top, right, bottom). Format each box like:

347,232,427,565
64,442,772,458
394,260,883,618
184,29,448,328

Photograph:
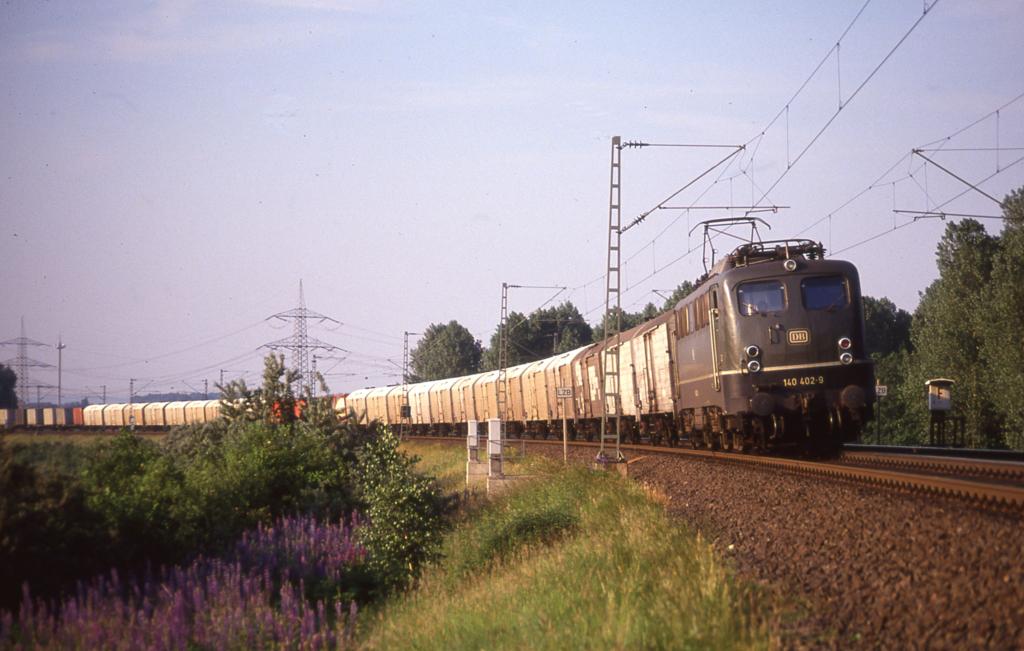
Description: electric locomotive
673,239,873,453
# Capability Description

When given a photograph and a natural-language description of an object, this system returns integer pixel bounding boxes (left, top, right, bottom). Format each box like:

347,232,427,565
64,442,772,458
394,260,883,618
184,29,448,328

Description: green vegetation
0,364,16,408
868,186,1024,448
0,355,450,614
482,301,595,369
356,428,449,597
362,457,769,650
410,321,484,381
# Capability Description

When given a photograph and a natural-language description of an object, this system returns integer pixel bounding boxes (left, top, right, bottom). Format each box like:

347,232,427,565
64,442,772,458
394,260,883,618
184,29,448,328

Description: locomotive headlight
744,344,760,358
838,337,852,350
839,352,854,365
783,258,798,272
747,360,762,373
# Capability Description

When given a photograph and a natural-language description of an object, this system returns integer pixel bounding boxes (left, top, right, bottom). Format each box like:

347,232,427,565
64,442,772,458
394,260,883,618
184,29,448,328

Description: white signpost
556,387,572,463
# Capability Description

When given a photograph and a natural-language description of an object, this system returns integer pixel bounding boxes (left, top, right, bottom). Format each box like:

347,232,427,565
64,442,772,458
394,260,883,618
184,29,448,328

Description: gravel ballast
526,444,1024,649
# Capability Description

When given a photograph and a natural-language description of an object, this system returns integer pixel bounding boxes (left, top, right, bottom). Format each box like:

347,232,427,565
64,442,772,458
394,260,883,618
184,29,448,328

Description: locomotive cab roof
724,239,825,269
697,239,827,287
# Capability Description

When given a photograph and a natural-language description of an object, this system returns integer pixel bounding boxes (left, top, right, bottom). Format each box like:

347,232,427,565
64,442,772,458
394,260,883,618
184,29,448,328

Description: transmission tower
1,317,54,406
263,281,346,393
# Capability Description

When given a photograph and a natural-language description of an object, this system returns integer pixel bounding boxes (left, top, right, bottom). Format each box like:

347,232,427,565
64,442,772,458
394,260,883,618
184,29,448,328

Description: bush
356,426,449,597
1,418,452,616
0,442,110,612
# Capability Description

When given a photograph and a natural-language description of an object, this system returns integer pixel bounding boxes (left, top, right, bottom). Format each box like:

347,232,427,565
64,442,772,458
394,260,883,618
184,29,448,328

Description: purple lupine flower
1,515,365,649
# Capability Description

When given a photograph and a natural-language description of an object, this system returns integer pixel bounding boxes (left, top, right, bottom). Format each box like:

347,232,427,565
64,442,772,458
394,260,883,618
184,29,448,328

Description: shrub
356,426,449,596
0,443,110,612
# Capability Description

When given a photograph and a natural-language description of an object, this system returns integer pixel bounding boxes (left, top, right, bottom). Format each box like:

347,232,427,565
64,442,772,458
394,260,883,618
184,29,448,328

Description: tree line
408,280,696,383
869,187,1024,449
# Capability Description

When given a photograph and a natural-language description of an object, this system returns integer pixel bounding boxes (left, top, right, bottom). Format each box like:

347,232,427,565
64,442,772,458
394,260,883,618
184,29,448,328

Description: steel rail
408,435,1024,511
839,451,1024,484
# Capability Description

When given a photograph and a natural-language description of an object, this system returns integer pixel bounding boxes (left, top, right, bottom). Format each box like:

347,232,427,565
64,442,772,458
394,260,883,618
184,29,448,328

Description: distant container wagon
2,395,348,431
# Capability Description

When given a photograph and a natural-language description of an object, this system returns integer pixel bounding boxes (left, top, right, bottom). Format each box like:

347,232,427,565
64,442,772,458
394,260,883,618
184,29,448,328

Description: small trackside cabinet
926,378,954,412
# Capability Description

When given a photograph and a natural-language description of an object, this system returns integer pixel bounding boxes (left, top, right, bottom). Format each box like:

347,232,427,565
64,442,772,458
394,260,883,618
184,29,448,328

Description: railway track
409,435,1024,511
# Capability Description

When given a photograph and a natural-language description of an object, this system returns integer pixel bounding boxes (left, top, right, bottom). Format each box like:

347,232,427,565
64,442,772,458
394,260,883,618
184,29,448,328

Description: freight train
0,400,227,429
346,239,874,454
3,239,874,454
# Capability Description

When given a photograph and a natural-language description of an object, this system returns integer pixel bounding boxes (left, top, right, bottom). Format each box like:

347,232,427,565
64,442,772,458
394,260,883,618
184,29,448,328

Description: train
3,239,874,454
345,239,875,454
0,398,328,430
0,400,228,430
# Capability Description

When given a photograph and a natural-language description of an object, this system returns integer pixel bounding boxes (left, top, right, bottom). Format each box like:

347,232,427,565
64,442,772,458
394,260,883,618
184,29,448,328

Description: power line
751,0,940,209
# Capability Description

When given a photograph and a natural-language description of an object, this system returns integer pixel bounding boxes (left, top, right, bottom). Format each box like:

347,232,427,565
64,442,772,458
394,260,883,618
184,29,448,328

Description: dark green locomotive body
672,243,874,451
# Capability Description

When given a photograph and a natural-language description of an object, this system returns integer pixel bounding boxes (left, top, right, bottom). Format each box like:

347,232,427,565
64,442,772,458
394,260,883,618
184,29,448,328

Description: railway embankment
524,443,1023,649
363,441,773,649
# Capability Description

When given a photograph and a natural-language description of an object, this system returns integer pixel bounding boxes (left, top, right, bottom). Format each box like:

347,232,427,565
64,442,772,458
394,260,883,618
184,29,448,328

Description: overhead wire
586,0,935,309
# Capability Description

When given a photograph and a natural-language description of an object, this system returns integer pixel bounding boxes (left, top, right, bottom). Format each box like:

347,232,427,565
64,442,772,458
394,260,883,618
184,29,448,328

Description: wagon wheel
718,430,732,451
732,430,747,453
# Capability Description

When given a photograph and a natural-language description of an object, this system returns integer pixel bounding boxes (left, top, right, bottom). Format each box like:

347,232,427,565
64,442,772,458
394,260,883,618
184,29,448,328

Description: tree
980,188,1024,446
481,302,593,370
217,353,303,424
592,303,659,341
410,321,482,381
0,365,16,408
862,296,913,357
659,280,697,313
907,219,1002,447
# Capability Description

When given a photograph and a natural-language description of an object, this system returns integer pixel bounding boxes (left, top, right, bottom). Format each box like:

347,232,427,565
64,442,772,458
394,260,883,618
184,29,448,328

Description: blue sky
2,1,1022,401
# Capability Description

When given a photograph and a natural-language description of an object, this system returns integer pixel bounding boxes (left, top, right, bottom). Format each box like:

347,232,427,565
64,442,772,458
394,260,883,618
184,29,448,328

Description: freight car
2,400,225,430
344,239,874,454
2,396,351,431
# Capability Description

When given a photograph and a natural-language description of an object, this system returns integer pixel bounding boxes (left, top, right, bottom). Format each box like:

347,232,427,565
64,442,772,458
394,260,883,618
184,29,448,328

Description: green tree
659,280,697,313
907,219,1002,447
862,296,913,357
592,303,660,341
481,302,594,370
411,321,482,381
218,353,302,423
0,364,16,408
980,188,1024,447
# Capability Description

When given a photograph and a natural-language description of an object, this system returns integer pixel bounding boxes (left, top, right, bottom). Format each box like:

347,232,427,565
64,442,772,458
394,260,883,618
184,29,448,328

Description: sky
1,0,1022,403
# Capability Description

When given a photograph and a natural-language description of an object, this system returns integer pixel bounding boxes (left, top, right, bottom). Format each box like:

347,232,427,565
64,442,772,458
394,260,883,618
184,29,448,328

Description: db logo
787,329,810,344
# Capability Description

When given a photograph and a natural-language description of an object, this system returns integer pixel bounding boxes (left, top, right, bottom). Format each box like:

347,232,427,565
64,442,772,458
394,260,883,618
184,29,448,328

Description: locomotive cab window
737,280,786,316
802,275,848,311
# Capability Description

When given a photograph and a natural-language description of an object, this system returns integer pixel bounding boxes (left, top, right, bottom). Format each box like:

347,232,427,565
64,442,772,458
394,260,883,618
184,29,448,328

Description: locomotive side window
737,280,786,316
802,275,848,311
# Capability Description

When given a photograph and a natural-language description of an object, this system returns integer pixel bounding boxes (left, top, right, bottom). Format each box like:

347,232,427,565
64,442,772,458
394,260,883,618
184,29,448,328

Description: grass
399,440,467,494
361,452,772,650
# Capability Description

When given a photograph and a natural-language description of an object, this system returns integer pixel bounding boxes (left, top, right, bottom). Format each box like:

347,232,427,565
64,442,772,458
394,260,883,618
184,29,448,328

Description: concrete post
466,420,487,483
488,418,503,478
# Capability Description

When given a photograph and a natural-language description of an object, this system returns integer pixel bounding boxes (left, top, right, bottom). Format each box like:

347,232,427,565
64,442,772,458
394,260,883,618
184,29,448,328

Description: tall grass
362,458,771,650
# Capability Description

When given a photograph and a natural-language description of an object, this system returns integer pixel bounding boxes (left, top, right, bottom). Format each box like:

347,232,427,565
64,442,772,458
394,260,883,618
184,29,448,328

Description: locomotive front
717,242,874,452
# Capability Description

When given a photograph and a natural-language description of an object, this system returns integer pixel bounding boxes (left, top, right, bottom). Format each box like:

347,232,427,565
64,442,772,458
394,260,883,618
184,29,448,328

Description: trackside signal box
926,378,960,447
926,378,954,412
